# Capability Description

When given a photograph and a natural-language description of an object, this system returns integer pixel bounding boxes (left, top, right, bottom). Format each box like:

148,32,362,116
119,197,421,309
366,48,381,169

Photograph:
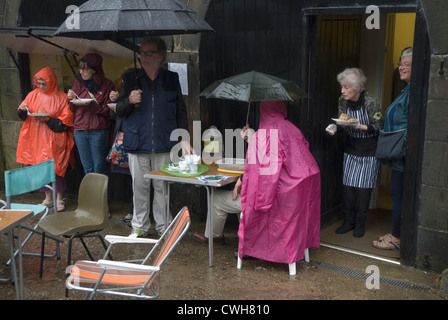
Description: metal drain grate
315,262,431,292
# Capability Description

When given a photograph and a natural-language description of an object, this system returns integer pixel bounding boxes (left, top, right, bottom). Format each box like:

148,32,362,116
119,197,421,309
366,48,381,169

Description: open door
303,7,423,264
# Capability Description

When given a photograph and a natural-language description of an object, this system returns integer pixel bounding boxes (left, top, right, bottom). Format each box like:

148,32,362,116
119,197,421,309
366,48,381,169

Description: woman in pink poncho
238,100,321,264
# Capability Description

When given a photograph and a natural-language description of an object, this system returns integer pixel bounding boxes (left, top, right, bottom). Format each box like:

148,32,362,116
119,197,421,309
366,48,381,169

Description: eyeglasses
139,50,159,58
398,62,412,69
78,66,91,71
36,81,47,87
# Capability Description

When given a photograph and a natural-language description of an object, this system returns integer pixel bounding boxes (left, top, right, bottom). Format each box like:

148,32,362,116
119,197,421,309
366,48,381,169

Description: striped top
337,91,383,188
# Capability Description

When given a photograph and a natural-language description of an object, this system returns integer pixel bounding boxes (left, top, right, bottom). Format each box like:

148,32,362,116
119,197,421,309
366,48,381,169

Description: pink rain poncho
238,100,321,263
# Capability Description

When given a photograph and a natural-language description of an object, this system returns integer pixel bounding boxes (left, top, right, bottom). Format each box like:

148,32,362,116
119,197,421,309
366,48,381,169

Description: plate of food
71,98,94,105
332,113,359,126
29,111,49,117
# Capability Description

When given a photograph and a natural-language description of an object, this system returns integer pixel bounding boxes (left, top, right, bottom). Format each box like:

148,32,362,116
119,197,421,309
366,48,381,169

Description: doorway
306,11,416,263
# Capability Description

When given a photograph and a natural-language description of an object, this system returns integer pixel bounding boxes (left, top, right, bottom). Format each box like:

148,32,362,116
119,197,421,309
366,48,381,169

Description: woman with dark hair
67,53,115,176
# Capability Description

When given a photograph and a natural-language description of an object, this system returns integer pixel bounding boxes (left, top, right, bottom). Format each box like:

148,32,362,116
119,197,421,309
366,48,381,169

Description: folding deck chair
66,206,191,300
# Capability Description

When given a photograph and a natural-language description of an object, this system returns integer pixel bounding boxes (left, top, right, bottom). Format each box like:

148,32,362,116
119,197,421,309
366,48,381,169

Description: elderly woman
327,68,383,238
17,67,74,211
67,53,115,176
373,48,413,250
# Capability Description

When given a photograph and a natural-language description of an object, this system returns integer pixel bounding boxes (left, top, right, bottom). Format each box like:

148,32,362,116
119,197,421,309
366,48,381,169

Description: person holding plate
17,67,74,211
67,53,115,177
326,68,383,237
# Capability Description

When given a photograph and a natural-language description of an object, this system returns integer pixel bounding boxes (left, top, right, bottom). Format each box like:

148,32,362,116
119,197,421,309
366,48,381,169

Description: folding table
145,163,240,267
0,209,33,299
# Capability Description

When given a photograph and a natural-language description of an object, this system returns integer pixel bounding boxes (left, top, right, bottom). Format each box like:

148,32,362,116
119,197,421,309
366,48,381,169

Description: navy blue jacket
116,68,188,154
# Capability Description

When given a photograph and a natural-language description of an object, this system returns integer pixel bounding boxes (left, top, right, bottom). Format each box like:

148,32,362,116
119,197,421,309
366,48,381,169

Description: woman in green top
373,48,413,250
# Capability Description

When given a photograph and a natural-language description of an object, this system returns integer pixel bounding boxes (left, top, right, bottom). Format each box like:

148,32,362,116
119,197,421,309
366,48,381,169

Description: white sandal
57,200,65,212
40,199,54,208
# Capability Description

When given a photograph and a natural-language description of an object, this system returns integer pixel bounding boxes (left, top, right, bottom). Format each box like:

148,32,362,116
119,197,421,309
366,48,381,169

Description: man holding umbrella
115,36,193,238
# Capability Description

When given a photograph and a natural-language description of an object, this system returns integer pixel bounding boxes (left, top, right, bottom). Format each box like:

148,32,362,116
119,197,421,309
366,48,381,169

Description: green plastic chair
38,173,110,279
3,159,61,264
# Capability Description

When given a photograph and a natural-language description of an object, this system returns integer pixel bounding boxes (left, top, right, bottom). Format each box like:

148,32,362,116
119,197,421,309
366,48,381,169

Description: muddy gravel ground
1,191,446,307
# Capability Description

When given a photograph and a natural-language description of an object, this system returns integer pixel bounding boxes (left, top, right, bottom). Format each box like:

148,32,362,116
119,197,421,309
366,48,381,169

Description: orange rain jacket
16,67,74,177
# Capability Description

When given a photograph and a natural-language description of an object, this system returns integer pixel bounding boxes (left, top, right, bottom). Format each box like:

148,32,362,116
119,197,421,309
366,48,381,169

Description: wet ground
1,191,446,303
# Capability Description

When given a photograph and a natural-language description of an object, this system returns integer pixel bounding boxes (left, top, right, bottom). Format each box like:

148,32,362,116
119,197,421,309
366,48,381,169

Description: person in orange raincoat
16,67,74,211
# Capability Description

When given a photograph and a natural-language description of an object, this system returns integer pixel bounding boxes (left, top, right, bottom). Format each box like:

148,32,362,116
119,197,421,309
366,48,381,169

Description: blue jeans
74,129,109,176
391,169,404,239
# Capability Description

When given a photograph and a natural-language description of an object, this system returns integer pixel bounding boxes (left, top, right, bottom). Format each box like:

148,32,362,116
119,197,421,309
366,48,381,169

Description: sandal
57,200,65,212
372,234,400,250
40,199,54,208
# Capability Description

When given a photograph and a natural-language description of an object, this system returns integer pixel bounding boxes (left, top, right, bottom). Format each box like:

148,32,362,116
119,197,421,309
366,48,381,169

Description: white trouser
128,152,171,233
205,189,242,238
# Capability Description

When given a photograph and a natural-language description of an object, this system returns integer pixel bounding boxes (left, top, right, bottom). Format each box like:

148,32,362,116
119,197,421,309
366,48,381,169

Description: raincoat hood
259,100,287,125
34,67,59,95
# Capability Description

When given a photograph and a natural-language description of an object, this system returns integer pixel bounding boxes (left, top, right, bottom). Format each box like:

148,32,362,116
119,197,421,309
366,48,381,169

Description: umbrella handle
245,102,250,125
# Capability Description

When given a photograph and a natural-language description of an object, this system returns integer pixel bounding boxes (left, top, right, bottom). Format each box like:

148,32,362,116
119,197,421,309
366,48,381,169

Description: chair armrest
105,235,158,245
97,260,160,272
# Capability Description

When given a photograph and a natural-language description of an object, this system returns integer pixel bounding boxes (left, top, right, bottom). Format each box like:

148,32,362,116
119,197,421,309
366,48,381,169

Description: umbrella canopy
200,71,308,124
200,71,308,103
54,0,214,41
0,27,133,59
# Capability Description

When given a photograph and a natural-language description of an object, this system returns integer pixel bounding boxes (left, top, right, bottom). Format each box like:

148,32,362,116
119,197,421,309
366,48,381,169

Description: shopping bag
375,129,406,161
106,131,129,168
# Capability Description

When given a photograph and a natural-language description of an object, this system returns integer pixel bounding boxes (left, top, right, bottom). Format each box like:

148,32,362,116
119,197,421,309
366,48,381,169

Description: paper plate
332,118,359,126
29,113,49,117
71,98,94,105
160,163,208,177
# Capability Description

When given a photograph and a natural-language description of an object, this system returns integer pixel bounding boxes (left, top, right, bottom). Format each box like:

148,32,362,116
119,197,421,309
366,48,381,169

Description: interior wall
378,13,415,197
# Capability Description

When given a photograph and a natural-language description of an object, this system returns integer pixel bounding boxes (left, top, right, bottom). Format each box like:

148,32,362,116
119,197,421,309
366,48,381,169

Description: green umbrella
200,70,308,123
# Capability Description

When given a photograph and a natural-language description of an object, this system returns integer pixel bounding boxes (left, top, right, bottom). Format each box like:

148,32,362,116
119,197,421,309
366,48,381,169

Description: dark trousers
342,185,373,221
391,169,404,239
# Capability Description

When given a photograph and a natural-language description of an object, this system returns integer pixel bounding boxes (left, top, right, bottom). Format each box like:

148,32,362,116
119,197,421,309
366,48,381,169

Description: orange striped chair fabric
67,206,190,294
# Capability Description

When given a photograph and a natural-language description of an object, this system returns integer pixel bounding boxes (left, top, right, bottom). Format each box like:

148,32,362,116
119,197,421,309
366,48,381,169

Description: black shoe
335,221,355,234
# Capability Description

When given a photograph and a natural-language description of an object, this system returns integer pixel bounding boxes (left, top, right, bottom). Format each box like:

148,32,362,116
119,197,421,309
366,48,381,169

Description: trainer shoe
129,229,148,238
123,213,133,223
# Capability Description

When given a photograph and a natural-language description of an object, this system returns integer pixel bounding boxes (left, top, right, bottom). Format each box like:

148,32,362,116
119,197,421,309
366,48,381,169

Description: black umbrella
54,0,213,43
54,0,213,102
